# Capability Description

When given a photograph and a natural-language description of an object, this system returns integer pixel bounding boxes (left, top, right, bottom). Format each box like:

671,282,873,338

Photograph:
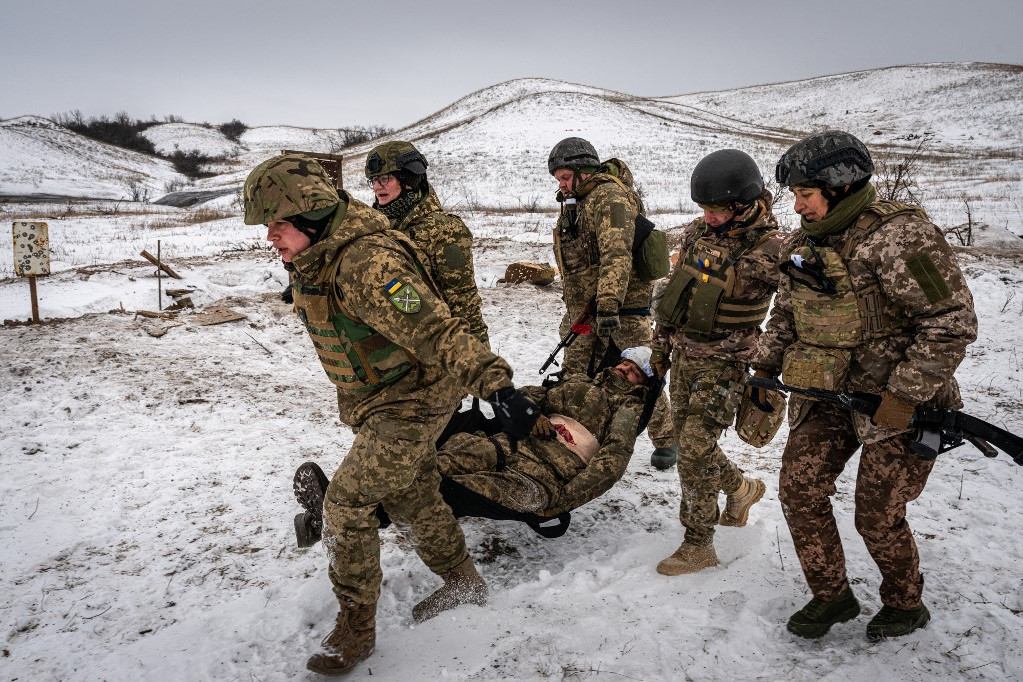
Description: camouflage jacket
554,159,652,318
391,185,491,346
520,369,644,516
750,198,977,443
288,193,513,430
659,204,784,362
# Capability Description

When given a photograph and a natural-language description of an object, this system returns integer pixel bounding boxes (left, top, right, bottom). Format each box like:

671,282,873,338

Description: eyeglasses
367,173,396,188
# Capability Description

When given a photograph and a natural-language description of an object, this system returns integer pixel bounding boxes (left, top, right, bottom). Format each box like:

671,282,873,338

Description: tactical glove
748,370,777,412
872,390,917,430
531,415,556,440
650,348,670,377
594,311,620,337
487,387,541,444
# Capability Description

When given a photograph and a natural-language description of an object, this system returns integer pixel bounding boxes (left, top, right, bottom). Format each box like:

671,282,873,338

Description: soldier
652,150,785,576
439,347,653,517
547,137,677,467
243,154,539,676
751,131,977,640
365,140,490,345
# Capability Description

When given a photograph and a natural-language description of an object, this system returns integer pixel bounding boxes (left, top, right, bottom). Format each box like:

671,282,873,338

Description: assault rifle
747,376,1023,465
539,301,596,374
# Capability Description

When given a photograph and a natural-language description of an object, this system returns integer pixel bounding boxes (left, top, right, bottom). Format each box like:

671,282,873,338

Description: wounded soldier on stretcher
293,346,657,543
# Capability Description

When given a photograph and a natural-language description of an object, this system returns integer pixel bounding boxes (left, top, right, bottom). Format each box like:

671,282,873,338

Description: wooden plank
140,249,182,279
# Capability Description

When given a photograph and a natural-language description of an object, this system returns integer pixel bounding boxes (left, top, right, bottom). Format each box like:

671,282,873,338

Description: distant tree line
51,110,393,179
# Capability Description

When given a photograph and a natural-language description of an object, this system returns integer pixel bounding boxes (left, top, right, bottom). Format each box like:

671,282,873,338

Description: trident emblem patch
385,278,422,314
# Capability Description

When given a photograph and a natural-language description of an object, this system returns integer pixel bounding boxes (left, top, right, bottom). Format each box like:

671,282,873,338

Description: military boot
306,600,376,676
655,542,719,576
786,588,861,638
412,556,488,623
650,445,678,470
293,461,330,548
719,475,766,527
866,603,931,642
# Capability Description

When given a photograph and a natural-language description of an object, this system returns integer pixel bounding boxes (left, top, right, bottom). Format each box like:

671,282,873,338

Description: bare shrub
872,132,932,205
218,119,247,142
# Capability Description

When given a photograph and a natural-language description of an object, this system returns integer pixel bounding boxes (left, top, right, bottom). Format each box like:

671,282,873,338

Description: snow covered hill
1,62,1023,680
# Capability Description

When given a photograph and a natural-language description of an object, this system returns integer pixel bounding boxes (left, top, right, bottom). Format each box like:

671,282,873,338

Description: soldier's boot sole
719,477,766,527
866,604,931,642
294,462,329,548
786,590,862,639
306,646,374,677
655,543,719,576
650,446,678,470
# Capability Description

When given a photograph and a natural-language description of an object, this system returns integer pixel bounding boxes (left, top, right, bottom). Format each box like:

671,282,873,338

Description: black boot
293,461,329,548
786,588,861,638
866,604,931,642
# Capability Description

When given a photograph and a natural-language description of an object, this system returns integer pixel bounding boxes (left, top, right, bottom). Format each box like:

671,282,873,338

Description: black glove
487,387,541,444
594,311,621,337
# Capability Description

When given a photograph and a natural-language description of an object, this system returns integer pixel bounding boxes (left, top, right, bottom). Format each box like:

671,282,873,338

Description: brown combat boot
306,600,376,677
412,556,488,623
719,475,766,527
656,543,719,576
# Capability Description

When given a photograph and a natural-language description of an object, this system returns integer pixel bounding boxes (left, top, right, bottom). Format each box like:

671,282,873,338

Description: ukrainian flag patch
385,278,422,314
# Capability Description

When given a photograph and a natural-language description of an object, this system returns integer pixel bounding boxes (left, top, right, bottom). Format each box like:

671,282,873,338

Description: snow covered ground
2,62,1022,681
1,199,1022,680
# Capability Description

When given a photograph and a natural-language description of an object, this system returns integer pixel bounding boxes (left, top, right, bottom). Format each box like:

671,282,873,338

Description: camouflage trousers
669,355,746,546
779,401,934,609
559,307,674,449
437,431,573,513
322,414,469,606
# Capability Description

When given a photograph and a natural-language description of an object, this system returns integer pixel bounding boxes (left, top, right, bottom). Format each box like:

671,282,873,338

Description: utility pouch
735,383,786,448
781,342,851,392
633,215,670,281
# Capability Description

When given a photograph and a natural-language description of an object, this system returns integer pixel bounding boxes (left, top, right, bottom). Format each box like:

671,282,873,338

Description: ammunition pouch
781,342,851,392
736,382,786,448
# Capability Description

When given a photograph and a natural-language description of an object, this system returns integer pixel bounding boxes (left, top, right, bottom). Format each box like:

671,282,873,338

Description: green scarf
800,183,876,238
376,188,423,226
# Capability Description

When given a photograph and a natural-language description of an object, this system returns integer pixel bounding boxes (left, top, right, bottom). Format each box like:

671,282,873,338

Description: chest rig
779,200,921,390
655,224,777,339
291,231,434,394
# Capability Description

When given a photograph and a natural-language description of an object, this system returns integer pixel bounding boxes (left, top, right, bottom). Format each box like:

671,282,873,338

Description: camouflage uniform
554,159,673,448
385,184,490,346
751,185,977,609
285,192,515,607
437,369,644,516
655,202,784,546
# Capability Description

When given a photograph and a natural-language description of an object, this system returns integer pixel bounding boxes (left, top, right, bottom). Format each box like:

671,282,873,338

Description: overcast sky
3,0,1021,130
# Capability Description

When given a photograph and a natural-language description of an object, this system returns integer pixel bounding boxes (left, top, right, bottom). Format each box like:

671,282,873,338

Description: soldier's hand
872,390,916,430
650,348,670,377
594,311,620,337
749,370,777,411
487,387,541,444
531,415,556,440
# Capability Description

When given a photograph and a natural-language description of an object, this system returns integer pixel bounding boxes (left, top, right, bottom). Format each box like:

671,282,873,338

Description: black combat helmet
548,137,600,175
775,130,874,188
690,149,765,206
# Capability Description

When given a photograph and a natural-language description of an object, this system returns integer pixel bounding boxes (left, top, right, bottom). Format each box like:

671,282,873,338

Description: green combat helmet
244,154,340,225
691,149,764,207
775,130,874,188
548,137,600,175
364,141,428,179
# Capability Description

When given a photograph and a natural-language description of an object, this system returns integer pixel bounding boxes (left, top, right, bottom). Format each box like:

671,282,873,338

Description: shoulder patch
442,243,467,270
385,278,422,313
905,254,951,304
611,202,628,230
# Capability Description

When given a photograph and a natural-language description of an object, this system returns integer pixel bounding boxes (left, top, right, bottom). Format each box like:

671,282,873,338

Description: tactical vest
554,174,642,277
291,230,433,394
655,225,777,338
781,200,921,390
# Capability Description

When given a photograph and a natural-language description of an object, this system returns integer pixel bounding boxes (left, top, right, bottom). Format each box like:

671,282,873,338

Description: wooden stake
140,249,182,279
157,240,163,311
28,275,40,324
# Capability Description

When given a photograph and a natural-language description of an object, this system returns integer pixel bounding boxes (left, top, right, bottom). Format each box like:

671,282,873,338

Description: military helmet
690,149,765,206
364,140,428,178
548,137,600,175
243,154,339,225
775,130,874,188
